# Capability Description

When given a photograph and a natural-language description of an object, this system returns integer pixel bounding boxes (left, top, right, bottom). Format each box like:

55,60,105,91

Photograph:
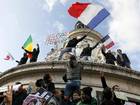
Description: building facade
0,61,140,104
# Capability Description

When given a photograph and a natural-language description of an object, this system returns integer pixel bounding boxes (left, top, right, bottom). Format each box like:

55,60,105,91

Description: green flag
23,35,33,52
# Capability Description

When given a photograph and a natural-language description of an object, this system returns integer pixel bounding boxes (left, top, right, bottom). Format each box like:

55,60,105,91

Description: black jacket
17,55,28,65
30,46,40,62
66,35,86,47
80,42,99,57
12,89,28,105
44,82,55,93
116,53,130,67
101,49,116,65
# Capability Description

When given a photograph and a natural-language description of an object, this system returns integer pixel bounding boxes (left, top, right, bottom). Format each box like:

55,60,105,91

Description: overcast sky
0,0,140,72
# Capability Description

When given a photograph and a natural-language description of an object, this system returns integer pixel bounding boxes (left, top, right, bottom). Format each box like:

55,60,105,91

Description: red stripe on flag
4,55,10,60
105,41,114,49
68,2,90,18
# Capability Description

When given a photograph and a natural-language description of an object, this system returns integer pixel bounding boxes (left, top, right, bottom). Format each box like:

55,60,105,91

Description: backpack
22,88,58,105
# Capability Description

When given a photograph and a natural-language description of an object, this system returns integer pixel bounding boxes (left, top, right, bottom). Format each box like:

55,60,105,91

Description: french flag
4,52,15,61
100,35,114,49
68,2,110,29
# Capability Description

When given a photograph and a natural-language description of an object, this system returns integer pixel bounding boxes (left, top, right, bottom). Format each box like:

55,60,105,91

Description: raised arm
91,42,100,50
15,60,20,64
36,44,40,53
100,72,108,89
77,35,87,42
22,47,32,54
101,46,106,57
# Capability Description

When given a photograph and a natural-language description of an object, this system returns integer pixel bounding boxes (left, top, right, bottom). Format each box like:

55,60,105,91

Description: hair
112,85,119,90
82,87,92,97
107,50,111,53
117,49,122,53
70,55,76,60
15,81,21,85
35,79,45,87
23,53,27,56
43,73,51,83
117,49,121,51
73,90,81,96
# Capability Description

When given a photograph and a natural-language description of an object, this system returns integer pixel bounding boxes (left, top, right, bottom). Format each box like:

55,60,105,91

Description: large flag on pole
4,52,15,61
100,35,114,49
68,2,110,29
22,35,33,52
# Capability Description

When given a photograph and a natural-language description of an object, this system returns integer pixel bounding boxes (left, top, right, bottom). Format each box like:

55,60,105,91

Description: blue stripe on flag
87,8,110,29
101,35,110,43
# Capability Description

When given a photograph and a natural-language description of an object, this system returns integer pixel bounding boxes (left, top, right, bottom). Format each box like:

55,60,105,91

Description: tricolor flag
100,35,114,49
22,35,33,52
4,52,15,61
68,2,110,29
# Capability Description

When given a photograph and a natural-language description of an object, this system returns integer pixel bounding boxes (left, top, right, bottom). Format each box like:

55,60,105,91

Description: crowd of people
0,54,131,105
16,33,131,70
58,35,131,69
101,47,131,68
3,33,132,105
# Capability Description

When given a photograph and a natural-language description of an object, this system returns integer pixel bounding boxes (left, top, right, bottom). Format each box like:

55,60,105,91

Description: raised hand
5,85,13,105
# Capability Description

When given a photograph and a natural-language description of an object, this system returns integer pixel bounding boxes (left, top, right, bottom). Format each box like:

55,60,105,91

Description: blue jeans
58,47,76,60
58,47,72,60
64,80,80,97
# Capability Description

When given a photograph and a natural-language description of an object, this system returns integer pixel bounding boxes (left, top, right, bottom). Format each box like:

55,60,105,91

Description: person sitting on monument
16,52,28,65
22,43,40,62
58,35,87,60
116,49,131,68
80,42,100,61
30,43,40,62
101,46,116,65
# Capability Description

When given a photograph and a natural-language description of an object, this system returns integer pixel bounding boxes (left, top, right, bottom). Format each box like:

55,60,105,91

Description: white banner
45,32,69,45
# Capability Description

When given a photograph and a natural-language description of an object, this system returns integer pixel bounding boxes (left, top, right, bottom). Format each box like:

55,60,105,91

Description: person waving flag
100,35,114,49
